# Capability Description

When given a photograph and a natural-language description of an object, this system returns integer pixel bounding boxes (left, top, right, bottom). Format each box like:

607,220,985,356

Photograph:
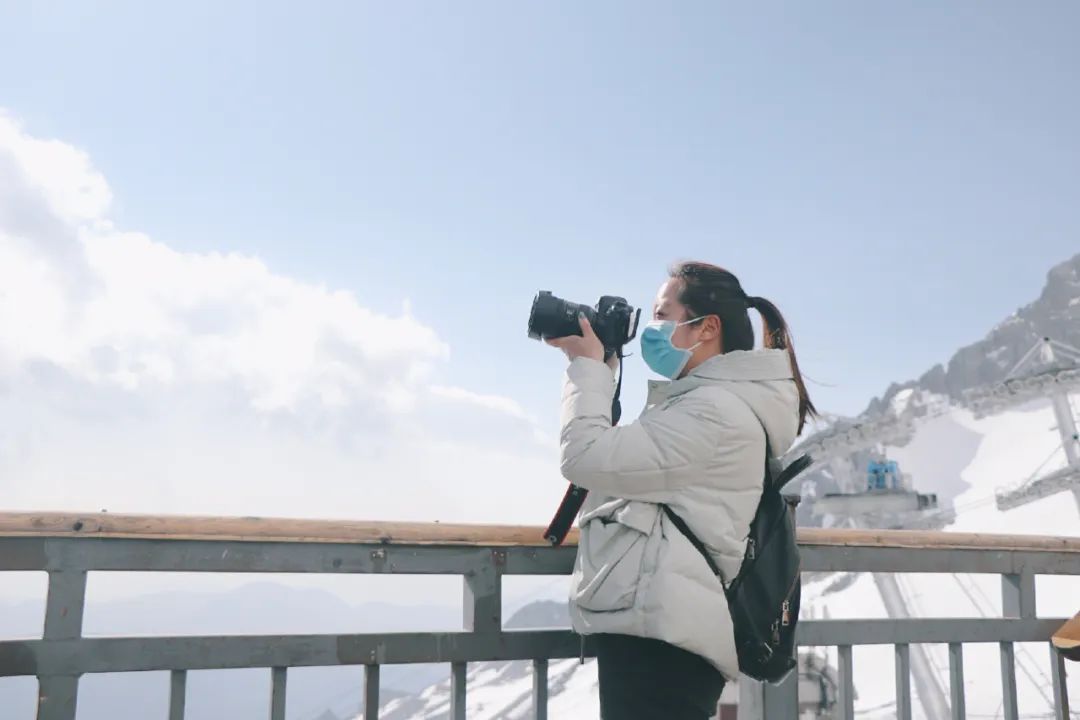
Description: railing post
948,643,966,720
737,676,765,720
837,645,855,720
762,667,799,718
532,659,548,720
464,549,503,634
456,550,502,720
365,664,380,720
37,570,87,720
999,573,1031,720
1001,572,1036,619
895,644,912,720
451,661,467,720
270,667,287,720
1050,644,1070,720
169,670,187,720
999,643,1019,720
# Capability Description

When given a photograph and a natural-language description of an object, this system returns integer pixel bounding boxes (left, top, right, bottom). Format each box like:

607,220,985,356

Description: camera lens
528,291,587,341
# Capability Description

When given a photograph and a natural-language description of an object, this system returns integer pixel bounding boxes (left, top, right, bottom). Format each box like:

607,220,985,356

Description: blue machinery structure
866,459,902,491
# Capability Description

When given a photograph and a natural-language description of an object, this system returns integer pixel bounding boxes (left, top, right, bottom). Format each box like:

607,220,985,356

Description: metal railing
0,512,1077,720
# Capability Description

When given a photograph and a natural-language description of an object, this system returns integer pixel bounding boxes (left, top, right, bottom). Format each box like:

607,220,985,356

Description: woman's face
653,278,701,351
653,279,723,372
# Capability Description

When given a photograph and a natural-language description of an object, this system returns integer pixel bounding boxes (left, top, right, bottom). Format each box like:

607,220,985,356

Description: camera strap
542,353,624,545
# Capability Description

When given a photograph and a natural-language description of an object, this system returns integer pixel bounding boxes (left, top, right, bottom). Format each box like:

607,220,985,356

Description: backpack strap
660,403,813,576
661,505,722,576
661,412,772,578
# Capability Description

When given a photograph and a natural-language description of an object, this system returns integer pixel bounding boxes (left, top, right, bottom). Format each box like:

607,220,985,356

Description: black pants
594,633,727,720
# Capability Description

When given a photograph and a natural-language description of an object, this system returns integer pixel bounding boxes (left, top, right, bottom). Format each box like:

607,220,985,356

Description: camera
527,291,642,357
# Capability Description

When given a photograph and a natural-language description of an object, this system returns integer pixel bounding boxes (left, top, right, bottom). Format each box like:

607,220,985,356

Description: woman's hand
546,315,606,363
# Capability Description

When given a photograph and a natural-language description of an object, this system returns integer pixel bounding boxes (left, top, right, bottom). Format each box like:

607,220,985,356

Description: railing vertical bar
43,571,88,640
270,667,287,720
763,667,799,717
37,569,88,720
533,659,549,720
169,670,187,720
464,551,503,634
1050,644,1070,720
1001,573,1036,619
838,645,855,720
36,677,80,720
364,664,380,720
895,644,912,720
999,642,1019,720
948,643,966,720
451,661,467,720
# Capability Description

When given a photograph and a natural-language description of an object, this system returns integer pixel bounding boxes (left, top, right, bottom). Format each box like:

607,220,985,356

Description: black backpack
662,442,812,683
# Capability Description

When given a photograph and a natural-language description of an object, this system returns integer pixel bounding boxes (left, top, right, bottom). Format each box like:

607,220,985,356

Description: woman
547,261,816,719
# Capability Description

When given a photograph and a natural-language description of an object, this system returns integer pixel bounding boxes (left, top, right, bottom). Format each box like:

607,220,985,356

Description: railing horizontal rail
1,538,1079,577
0,630,586,676
1,618,1072,678
3,511,1080,552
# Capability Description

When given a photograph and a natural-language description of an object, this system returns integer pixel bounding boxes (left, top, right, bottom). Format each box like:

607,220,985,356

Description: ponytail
746,295,817,433
670,261,818,433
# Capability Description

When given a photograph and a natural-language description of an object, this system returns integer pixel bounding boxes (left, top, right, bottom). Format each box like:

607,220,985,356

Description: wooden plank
1052,612,1080,659
0,512,574,546
3,511,1080,551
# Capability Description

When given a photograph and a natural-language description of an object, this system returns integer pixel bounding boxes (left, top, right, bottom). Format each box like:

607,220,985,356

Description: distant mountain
795,251,1080,525
865,251,1080,416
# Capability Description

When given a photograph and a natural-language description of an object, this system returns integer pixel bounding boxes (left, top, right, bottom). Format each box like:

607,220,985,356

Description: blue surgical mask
640,317,705,379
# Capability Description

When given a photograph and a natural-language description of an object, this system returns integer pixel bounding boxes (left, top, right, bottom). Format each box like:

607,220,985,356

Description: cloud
0,111,562,525
429,385,534,422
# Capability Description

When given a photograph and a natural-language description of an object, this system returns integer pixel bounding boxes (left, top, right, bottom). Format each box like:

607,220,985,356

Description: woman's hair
669,261,817,433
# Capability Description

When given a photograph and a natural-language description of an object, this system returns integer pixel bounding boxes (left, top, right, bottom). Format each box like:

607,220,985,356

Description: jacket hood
647,348,800,456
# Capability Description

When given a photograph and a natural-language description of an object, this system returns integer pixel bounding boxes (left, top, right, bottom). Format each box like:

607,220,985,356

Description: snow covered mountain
866,251,1080,416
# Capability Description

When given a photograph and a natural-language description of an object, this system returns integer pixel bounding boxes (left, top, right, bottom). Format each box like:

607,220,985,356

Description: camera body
528,291,641,357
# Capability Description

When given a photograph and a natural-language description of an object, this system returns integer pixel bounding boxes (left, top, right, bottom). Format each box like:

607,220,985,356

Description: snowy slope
363,658,600,720
803,396,1080,720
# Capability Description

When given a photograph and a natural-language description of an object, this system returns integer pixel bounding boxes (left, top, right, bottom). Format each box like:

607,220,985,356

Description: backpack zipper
780,562,801,628
747,537,756,560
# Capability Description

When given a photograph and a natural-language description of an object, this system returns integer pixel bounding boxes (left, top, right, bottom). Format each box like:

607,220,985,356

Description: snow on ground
804,397,1080,719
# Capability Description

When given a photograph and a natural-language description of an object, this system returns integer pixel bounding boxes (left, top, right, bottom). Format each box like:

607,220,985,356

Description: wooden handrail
0,511,1079,551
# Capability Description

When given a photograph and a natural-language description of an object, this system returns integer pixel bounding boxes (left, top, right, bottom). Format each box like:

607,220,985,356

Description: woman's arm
558,357,729,501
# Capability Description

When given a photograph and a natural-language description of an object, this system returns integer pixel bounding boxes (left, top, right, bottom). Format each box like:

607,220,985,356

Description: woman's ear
703,315,722,343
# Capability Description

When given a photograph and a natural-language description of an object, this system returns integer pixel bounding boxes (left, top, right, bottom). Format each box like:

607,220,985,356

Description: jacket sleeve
558,357,732,500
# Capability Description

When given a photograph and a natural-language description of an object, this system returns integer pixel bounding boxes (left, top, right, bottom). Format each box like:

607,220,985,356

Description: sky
1,1,1079,530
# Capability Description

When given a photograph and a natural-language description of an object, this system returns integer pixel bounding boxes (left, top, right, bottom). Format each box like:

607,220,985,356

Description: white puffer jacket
559,349,800,679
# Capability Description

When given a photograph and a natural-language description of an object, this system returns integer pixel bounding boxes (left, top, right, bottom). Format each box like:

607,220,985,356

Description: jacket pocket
574,500,659,613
